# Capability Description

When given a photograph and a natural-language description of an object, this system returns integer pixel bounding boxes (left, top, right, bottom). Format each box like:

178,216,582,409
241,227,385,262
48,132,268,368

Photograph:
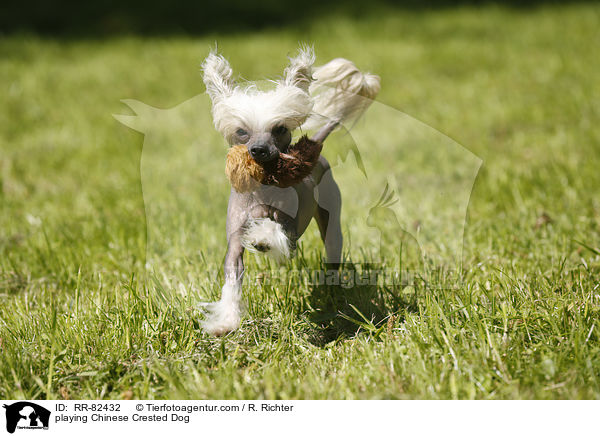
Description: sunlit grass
1,3,600,399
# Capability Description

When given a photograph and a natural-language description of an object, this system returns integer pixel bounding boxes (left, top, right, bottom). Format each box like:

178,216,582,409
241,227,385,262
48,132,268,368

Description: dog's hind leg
201,231,245,336
314,167,343,267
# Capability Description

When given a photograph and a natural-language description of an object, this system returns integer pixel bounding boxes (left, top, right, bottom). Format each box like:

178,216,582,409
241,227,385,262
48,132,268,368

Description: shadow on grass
305,263,419,346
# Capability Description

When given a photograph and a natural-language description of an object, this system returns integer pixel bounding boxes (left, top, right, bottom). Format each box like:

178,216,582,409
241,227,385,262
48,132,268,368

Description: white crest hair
201,45,380,143
202,47,315,144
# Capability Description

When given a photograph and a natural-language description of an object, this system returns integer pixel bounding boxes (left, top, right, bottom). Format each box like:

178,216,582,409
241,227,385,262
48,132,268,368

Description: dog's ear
282,45,315,93
202,51,236,103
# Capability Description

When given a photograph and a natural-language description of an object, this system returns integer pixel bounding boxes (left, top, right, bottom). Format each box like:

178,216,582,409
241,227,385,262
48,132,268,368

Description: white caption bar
0,400,595,435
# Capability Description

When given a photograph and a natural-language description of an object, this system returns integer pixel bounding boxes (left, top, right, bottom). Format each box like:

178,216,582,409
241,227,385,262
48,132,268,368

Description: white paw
241,218,291,264
200,299,242,336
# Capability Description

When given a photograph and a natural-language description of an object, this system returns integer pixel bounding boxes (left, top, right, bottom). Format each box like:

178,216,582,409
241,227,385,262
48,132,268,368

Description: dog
200,46,380,335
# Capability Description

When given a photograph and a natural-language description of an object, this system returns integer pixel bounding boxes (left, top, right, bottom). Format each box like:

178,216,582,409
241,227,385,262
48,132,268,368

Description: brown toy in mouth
226,136,323,192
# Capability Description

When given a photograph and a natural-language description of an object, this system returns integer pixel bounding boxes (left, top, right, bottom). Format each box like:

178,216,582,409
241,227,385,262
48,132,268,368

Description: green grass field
2,3,600,399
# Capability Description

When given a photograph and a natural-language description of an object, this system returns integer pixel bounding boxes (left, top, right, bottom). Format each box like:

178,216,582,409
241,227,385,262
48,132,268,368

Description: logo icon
3,402,50,434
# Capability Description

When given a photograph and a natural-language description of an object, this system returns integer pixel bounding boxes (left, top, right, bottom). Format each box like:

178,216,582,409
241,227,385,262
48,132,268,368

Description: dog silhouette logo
2,402,50,433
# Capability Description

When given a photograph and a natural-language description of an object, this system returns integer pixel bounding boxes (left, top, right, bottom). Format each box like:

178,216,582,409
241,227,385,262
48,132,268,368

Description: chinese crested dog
200,45,380,335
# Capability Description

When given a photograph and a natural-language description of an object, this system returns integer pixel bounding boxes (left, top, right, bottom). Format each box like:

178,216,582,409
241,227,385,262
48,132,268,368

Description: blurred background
2,0,587,36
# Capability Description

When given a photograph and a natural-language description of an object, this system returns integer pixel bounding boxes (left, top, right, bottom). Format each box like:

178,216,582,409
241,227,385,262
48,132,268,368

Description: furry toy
200,45,380,335
226,135,323,192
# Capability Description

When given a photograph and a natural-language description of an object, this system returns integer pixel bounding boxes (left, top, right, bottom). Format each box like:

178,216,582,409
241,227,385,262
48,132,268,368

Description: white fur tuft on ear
202,52,236,102
281,45,315,93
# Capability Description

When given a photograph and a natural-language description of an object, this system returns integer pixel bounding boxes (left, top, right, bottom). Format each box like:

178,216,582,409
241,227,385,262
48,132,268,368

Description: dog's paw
199,300,242,336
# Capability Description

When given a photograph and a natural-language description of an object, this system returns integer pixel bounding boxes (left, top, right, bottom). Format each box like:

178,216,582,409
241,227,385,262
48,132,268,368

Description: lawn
1,2,600,399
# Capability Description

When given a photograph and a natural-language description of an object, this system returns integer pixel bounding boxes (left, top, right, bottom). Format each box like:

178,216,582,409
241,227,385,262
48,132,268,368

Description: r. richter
261,404,294,412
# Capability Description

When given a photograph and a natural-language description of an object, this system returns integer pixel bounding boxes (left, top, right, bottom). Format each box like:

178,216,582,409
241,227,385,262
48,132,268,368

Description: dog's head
202,46,315,163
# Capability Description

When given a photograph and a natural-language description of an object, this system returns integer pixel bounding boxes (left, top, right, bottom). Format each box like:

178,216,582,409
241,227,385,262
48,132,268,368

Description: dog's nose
249,143,271,162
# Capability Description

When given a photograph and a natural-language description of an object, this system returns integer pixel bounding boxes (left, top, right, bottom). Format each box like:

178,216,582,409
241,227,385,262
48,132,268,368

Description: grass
1,2,600,399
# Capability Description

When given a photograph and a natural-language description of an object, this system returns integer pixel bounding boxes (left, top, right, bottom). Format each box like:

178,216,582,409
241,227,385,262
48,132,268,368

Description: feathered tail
302,58,380,131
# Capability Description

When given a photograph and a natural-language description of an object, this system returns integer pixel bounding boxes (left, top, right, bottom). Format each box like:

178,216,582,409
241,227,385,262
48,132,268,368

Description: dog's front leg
314,165,343,268
202,230,245,336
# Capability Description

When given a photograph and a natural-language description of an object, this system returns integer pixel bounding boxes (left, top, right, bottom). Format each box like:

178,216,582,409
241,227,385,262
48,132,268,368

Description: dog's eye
236,128,248,137
273,125,288,136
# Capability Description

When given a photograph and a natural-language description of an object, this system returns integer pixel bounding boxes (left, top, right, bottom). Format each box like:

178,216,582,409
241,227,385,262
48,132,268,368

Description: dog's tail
302,58,380,131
